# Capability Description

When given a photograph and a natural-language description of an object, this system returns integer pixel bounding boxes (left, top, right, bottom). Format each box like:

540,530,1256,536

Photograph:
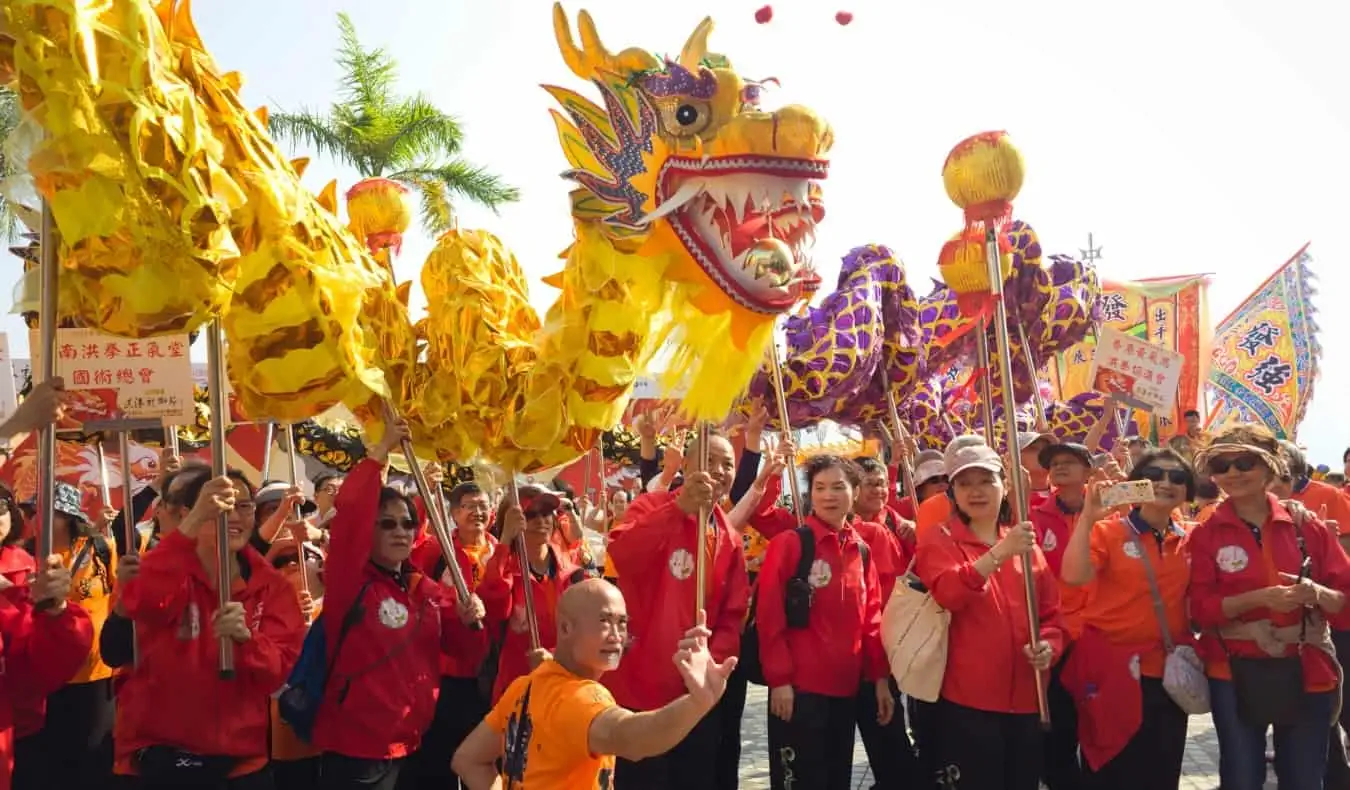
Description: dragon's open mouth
656,157,828,311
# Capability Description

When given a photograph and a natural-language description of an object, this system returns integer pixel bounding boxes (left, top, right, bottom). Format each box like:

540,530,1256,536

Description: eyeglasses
1207,455,1261,476
1136,467,1190,486
377,517,418,531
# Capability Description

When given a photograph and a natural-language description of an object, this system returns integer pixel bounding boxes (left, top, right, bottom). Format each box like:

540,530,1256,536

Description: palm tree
0,86,24,241
268,13,518,234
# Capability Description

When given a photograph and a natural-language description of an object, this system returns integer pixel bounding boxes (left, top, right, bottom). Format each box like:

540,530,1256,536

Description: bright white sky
7,0,1348,463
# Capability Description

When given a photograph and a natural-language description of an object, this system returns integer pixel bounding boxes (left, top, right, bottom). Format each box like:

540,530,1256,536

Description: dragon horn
553,3,601,80
679,17,714,71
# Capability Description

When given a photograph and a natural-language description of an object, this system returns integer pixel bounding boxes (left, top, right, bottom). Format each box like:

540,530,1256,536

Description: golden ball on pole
942,131,1024,226
742,237,796,288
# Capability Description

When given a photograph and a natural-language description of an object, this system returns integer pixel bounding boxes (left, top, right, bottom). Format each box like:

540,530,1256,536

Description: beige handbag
881,558,950,703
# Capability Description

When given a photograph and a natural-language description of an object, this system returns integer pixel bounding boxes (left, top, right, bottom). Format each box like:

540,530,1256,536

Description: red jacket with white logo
1029,494,1094,641
0,586,92,790
116,531,303,761
916,516,1065,714
478,541,582,702
0,546,44,740
311,459,487,759
604,491,749,710
757,515,888,697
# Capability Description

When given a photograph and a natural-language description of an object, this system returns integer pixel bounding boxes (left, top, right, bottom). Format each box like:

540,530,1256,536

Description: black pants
714,657,750,790
857,678,919,788
615,703,721,789
399,676,488,789
1325,630,1350,790
934,698,1043,790
1082,677,1188,789
767,690,856,790
134,769,273,790
908,696,939,788
272,758,321,790
1044,650,1082,790
320,754,404,790
13,677,116,790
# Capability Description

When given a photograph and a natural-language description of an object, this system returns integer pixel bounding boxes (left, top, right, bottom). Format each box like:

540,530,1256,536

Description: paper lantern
942,131,1024,227
346,177,413,253
937,227,1011,300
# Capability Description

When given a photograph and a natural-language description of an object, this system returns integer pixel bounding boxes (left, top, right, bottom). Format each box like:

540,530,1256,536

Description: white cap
914,460,947,485
1016,431,1052,453
944,441,1004,479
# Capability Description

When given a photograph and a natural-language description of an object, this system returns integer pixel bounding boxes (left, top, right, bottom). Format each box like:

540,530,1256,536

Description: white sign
32,329,196,425
1087,327,1183,413
0,334,17,428
631,375,687,400
1101,480,1157,509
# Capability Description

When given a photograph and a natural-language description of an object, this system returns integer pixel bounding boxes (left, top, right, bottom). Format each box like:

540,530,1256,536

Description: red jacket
311,459,487,759
116,531,303,761
916,516,1065,714
0,547,42,740
852,519,909,601
0,589,92,790
410,529,497,679
1029,494,1094,641
478,541,581,701
604,491,749,710
1190,494,1350,689
758,515,887,697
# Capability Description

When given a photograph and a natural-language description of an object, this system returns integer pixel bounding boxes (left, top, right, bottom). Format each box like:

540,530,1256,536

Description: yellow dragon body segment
3,0,416,421
409,4,833,471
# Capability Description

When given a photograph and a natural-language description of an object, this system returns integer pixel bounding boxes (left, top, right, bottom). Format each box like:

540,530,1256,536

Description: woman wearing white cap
915,438,1065,790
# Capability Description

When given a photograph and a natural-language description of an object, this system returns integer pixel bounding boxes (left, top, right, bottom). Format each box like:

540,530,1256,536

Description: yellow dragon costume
1,1,832,472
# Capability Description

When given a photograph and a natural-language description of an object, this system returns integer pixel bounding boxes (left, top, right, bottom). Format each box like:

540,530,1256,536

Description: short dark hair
178,469,257,512
1129,448,1197,501
854,457,886,477
1183,409,1200,419
1279,440,1308,479
313,472,342,492
448,482,485,509
1343,447,1350,464
0,483,24,547
803,455,863,489
379,486,419,523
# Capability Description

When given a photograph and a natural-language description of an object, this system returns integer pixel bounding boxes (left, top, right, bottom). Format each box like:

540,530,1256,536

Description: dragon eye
656,98,712,138
675,104,699,126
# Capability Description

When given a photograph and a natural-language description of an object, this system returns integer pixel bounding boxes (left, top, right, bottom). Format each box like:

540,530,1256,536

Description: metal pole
283,424,310,619
165,425,179,457
1016,322,1049,431
205,320,234,678
96,439,111,506
260,423,274,482
693,422,711,614
986,224,1049,727
973,319,997,446
767,339,803,523
506,478,541,651
382,401,481,628
36,201,58,565
119,431,139,665
883,389,921,507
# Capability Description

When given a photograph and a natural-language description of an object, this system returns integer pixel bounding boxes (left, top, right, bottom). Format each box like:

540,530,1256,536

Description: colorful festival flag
1051,274,1212,438
1204,244,1319,439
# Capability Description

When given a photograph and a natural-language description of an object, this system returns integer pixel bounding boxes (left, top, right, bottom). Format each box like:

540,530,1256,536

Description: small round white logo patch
1040,529,1058,552
377,598,410,629
668,548,694,580
1122,541,1143,559
1216,545,1249,574
808,559,833,589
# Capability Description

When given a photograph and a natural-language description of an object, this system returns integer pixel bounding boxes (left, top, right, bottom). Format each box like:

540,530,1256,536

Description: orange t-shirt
1080,514,1192,678
486,660,617,789
1294,480,1350,536
463,542,494,588
914,496,952,542
65,536,117,683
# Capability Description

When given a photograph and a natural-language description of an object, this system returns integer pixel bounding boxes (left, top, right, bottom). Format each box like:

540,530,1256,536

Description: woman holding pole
915,437,1065,790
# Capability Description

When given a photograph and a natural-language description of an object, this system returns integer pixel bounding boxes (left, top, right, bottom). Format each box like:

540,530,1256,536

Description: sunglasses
1136,467,1190,486
377,517,418,531
1207,455,1261,476
523,507,554,520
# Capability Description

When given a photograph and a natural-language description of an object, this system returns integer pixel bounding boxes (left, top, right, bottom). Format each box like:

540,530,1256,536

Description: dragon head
547,4,832,340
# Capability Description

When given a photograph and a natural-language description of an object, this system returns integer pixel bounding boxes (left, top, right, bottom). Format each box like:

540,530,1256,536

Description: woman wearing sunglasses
1059,448,1200,789
309,416,487,790
1189,425,1350,790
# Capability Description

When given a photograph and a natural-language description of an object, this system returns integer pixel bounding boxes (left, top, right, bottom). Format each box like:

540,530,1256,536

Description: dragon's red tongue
730,215,770,258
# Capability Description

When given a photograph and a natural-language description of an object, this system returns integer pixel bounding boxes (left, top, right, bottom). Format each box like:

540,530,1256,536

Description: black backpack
740,527,869,686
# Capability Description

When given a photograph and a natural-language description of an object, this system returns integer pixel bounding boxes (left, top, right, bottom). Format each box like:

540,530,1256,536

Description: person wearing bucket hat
914,439,1065,790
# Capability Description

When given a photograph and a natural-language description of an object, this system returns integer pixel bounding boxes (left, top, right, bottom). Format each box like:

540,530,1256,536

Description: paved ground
735,684,1275,789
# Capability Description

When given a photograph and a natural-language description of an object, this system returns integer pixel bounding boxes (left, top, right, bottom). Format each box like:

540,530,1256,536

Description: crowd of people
0,381,1349,790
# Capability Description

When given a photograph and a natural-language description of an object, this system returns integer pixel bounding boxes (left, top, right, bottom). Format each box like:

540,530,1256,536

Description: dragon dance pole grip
96,440,112,507
694,422,711,615
382,401,482,631
36,200,58,573
883,389,921,508
506,478,541,652
260,423,275,482
767,338,804,525
1015,322,1049,432
986,225,1049,728
205,320,235,679
283,424,311,621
